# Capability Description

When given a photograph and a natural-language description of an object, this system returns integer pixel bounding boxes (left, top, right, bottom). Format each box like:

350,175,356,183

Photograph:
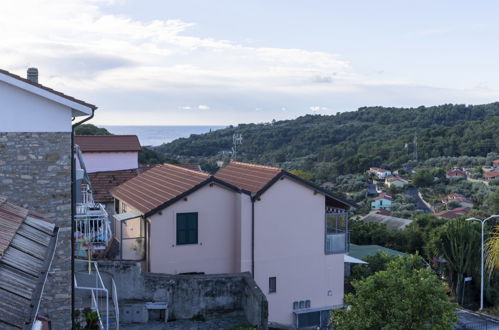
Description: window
269,277,276,293
176,212,198,245
114,199,120,214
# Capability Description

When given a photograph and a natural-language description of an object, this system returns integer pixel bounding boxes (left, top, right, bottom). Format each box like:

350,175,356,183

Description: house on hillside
110,161,355,328
484,170,499,181
493,159,499,169
385,176,408,188
75,135,141,173
0,67,97,328
446,169,466,179
434,207,470,220
442,193,474,209
369,167,392,180
371,193,394,210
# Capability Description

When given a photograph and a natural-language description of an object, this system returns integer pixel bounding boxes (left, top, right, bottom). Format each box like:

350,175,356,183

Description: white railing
74,260,109,330
111,278,119,330
75,203,111,249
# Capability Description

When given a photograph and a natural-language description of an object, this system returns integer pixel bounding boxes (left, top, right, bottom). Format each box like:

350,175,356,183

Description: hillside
156,103,499,178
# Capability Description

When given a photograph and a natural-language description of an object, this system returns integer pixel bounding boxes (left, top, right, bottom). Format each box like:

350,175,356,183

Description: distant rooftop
75,135,141,152
361,213,412,230
349,243,407,261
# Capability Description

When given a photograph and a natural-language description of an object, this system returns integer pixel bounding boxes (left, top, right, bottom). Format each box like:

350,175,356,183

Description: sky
2,0,499,125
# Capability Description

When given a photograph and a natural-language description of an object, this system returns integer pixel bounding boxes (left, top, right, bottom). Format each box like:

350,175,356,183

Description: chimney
27,67,38,84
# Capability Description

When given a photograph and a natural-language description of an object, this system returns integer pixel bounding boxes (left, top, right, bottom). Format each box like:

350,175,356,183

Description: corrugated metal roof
214,161,282,194
361,213,412,230
75,135,141,152
0,198,56,329
111,164,210,214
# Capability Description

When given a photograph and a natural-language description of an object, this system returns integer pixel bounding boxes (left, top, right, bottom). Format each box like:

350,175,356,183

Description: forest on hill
156,103,499,178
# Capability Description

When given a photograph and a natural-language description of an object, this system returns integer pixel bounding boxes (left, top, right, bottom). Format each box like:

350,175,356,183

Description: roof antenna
232,133,243,161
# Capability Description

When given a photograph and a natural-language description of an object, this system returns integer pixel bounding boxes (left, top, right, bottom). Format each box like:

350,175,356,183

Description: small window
269,277,276,293
176,213,198,245
114,199,120,214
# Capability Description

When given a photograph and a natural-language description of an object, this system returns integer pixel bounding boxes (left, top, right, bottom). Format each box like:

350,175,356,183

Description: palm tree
486,225,499,273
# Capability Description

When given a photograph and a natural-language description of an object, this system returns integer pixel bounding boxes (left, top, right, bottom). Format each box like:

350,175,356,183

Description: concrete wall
97,261,268,328
0,132,72,328
0,81,72,132
77,152,138,173
148,183,239,274
254,177,345,327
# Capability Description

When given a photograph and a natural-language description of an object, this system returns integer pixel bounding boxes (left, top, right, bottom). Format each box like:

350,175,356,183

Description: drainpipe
71,108,95,323
251,196,255,279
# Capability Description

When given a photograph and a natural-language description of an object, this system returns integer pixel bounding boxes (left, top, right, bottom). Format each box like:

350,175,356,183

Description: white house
371,193,394,210
385,176,409,188
75,135,141,173
369,167,392,179
111,161,355,328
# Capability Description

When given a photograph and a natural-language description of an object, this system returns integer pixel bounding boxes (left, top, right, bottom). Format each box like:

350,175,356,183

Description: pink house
75,135,141,173
111,161,354,328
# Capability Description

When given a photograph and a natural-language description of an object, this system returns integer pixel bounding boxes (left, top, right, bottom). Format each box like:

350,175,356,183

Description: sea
102,125,226,147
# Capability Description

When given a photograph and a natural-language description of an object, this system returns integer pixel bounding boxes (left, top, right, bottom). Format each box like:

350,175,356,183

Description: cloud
310,106,329,112
197,105,210,110
181,106,192,110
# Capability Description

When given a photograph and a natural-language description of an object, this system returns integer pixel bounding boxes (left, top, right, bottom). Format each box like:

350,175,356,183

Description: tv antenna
232,133,243,160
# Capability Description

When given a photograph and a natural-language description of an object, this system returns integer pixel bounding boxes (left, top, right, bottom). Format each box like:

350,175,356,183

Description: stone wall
97,261,268,328
0,132,72,329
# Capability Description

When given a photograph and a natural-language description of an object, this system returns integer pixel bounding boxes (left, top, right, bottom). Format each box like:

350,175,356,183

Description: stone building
0,68,96,328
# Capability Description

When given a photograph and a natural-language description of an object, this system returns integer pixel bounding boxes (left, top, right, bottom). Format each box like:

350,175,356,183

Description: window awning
113,211,142,222
344,255,368,264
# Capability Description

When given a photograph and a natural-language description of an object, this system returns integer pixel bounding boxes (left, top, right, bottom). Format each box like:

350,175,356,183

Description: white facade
77,152,139,173
0,81,74,132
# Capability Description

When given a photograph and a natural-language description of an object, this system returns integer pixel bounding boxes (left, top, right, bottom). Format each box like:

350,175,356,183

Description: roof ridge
163,163,210,177
230,161,282,171
76,134,138,137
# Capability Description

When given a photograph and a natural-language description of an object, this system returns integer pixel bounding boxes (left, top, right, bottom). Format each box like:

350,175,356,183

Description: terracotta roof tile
0,68,96,110
75,135,141,152
176,163,203,172
484,170,499,179
214,161,282,194
111,164,210,214
88,169,139,203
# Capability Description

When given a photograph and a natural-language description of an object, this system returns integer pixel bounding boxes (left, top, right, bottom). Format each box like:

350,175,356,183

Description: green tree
413,169,434,187
75,124,112,135
427,218,480,304
331,255,456,330
350,251,397,281
487,192,499,214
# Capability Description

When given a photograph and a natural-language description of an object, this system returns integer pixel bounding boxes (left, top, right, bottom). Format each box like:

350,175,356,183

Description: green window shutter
176,212,198,245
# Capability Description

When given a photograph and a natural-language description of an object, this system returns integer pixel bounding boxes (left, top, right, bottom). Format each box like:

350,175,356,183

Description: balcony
75,184,112,255
325,208,349,254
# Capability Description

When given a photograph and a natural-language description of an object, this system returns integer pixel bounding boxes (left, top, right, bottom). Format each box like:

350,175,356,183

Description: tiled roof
434,207,470,219
0,197,57,328
447,169,466,176
214,161,283,194
75,135,141,152
484,170,499,179
374,193,393,201
111,164,210,214
0,68,97,110
88,169,139,203
493,159,499,164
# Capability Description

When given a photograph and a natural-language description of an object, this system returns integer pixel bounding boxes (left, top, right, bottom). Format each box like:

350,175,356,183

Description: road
455,309,499,329
405,187,432,214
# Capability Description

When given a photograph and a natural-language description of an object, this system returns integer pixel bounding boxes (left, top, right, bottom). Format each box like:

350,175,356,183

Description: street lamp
466,215,499,310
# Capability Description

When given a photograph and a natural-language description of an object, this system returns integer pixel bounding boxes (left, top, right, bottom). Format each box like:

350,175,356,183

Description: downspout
71,108,95,323
251,196,255,279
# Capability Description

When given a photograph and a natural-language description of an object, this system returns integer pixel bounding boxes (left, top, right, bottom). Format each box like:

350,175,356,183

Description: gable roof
374,193,393,201
0,197,57,328
176,163,203,172
0,68,96,116
215,161,283,194
215,161,355,209
447,169,466,176
484,170,499,179
75,135,141,152
111,164,236,216
88,169,139,204
434,206,470,219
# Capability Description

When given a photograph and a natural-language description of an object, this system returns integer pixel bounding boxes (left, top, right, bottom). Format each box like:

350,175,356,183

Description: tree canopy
74,124,112,135
331,255,456,330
